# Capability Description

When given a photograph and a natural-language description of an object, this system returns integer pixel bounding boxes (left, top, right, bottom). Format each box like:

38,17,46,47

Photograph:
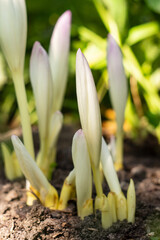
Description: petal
11,135,50,193
100,137,121,194
76,49,102,167
49,10,72,111
72,129,93,218
30,41,53,142
107,34,128,130
0,0,27,72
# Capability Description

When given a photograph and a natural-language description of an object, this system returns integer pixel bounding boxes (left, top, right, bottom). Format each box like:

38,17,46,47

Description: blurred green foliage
0,0,160,141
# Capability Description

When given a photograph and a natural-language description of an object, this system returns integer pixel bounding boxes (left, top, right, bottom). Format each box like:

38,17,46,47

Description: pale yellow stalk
116,191,127,221
58,169,76,210
12,70,34,158
127,179,136,223
108,192,117,223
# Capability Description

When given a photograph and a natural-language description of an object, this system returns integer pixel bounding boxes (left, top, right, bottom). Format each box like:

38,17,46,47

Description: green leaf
123,45,160,114
78,26,106,49
83,43,106,69
102,0,128,34
93,0,121,45
145,0,160,14
126,22,160,46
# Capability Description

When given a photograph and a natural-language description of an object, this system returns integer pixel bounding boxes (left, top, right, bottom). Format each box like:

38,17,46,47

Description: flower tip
107,34,121,62
31,41,47,62
63,10,72,22
73,129,85,143
76,48,84,62
77,48,82,55
32,41,43,53
57,10,72,28
34,41,41,47
107,33,114,41
77,129,83,136
108,34,117,48
11,135,16,142
50,10,72,44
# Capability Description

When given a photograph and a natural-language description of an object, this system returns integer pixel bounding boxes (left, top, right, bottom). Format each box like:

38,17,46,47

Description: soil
0,125,160,240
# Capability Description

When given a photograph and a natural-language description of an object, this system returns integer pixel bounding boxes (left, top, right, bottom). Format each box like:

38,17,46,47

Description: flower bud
72,129,93,219
0,0,27,72
30,41,53,143
11,135,58,209
49,10,72,112
76,49,102,168
107,34,128,130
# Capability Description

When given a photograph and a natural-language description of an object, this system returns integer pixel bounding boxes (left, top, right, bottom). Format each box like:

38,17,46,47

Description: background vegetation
0,0,160,141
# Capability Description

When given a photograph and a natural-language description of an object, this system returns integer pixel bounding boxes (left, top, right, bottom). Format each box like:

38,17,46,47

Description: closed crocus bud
0,0,27,73
100,137,121,195
107,34,128,131
76,49,102,168
72,129,93,219
30,41,53,144
49,10,72,112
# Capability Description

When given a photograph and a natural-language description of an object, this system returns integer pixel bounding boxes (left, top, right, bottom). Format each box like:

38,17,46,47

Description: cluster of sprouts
0,0,136,229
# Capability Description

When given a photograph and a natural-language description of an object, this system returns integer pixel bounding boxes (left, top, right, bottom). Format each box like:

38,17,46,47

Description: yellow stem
12,70,34,159
115,129,123,170
92,164,103,198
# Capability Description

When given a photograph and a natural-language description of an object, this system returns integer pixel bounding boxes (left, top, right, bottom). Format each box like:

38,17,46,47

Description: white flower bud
76,49,102,168
107,34,128,130
30,41,53,143
72,129,93,219
49,10,72,112
0,0,27,72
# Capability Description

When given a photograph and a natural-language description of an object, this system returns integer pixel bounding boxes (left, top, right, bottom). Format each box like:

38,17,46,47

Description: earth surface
0,125,160,240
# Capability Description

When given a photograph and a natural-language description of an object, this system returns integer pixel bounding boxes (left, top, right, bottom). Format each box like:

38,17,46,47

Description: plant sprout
107,34,128,171
58,169,75,210
74,48,135,228
72,129,93,219
10,47,136,230
0,4,71,181
30,42,63,178
1,0,136,230
76,48,103,200
0,0,34,159
11,135,58,209
127,179,136,223
30,11,71,179
49,10,71,112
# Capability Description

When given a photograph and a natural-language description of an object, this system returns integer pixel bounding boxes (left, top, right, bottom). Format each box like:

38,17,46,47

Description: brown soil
0,125,160,240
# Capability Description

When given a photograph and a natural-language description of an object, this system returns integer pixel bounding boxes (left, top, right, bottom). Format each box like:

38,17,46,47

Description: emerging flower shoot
107,34,128,170
76,49,103,198
0,0,34,163
58,169,76,210
30,42,60,177
127,179,136,223
49,10,72,112
100,137,126,223
30,10,72,178
30,42,53,145
101,137,121,195
11,135,58,209
72,129,93,219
